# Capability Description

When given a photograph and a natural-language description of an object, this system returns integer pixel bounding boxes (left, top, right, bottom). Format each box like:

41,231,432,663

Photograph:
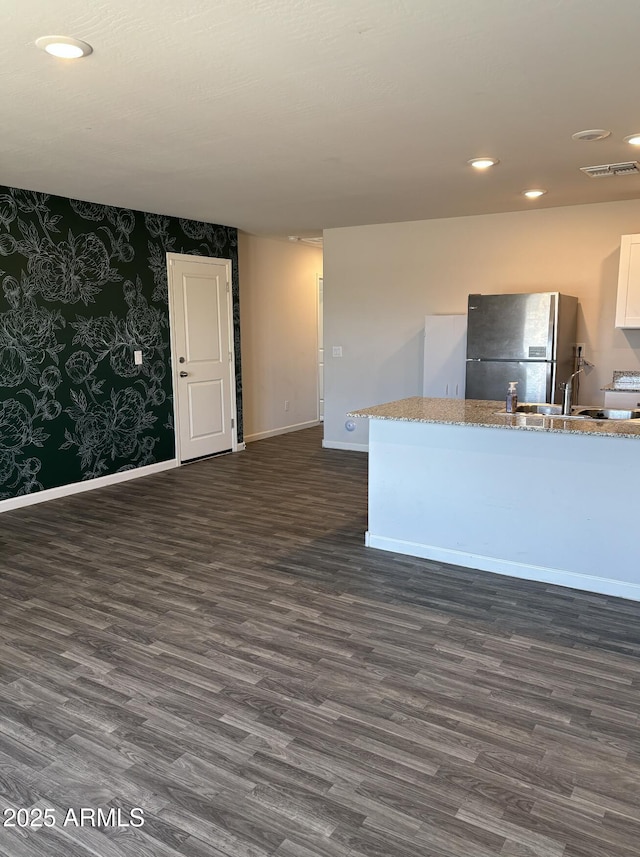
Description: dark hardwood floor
0,425,639,857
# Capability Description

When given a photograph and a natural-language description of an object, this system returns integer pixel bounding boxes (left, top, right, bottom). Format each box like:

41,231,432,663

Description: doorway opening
317,275,324,421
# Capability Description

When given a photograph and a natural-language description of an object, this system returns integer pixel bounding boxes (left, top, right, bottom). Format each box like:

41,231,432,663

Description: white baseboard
236,442,246,451
322,440,369,452
365,532,640,602
1,459,178,513
245,420,320,443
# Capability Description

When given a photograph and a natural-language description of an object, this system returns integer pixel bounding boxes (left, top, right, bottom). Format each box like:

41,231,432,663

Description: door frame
316,273,323,422
166,252,239,463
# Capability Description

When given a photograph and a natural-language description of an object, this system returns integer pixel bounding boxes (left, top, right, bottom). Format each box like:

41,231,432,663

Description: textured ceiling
4,0,640,235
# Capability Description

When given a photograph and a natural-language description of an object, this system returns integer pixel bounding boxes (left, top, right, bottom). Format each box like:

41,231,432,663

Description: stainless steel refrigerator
465,292,578,404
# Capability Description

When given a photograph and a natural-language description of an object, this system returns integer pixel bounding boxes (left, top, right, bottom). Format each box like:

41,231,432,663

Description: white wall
323,198,640,448
239,234,323,442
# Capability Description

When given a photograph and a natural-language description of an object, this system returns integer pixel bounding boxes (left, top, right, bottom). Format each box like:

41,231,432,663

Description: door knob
179,371,188,377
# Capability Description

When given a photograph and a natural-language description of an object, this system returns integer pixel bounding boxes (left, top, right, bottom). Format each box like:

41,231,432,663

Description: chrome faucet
560,367,584,415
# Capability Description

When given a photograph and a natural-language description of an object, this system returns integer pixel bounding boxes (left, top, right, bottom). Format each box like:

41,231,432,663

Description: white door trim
166,252,238,462
317,273,324,423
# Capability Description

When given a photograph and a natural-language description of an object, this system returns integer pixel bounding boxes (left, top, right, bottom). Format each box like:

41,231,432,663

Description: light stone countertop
601,385,640,391
601,370,640,392
348,396,640,440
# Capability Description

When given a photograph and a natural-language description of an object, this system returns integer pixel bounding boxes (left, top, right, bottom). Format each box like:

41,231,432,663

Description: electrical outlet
284,400,290,411
332,345,343,358
134,350,143,365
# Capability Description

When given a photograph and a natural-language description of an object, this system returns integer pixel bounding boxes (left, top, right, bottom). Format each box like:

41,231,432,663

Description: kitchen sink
496,404,640,420
512,403,562,415
573,408,640,420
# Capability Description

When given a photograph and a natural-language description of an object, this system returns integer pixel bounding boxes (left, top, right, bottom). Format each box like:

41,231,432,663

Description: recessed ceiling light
35,35,93,59
468,158,499,170
522,189,547,199
571,129,611,142
623,133,640,146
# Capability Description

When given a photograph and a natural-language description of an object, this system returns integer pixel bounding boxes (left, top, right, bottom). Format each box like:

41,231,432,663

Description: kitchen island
349,397,640,602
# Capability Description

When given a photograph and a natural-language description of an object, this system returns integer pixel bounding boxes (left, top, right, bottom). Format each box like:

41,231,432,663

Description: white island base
366,417,640,602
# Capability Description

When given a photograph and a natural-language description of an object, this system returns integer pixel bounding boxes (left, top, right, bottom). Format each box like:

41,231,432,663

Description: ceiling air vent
580,161,640,178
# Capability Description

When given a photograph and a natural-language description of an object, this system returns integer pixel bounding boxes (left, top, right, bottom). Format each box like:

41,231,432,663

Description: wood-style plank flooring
0,426,639,857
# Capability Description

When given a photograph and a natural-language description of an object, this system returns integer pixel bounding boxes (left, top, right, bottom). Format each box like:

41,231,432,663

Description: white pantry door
168,255,235,461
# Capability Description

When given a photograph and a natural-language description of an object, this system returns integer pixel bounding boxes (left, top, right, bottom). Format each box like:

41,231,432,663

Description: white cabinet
615,233,640,328
604,391,640,408
423,314,467,398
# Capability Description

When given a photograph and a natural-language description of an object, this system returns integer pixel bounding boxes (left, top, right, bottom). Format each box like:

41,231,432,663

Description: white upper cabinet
423,314,467,398
615,233,640,328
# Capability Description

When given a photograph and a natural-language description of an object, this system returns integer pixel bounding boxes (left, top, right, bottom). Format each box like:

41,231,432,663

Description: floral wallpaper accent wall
0,186,240,500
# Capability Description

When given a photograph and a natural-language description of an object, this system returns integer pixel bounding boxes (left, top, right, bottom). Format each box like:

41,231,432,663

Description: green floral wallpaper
0,185,240,500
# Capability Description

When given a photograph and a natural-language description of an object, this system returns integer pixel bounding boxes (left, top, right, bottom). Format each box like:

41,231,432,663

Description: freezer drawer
465,360,554,403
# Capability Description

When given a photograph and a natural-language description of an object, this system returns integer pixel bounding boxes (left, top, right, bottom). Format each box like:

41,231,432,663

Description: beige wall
239,234,323,442
323,198,640,448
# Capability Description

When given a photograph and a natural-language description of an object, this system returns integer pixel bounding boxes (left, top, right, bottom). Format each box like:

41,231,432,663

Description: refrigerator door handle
547,294,556,361
547,361,556,401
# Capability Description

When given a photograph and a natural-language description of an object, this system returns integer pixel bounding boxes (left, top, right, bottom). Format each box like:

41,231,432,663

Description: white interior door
317,276,324,421
168,254,235,461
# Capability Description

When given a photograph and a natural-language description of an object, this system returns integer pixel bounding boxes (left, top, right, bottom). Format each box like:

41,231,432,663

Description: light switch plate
332,346,343,358
134,350,143,365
